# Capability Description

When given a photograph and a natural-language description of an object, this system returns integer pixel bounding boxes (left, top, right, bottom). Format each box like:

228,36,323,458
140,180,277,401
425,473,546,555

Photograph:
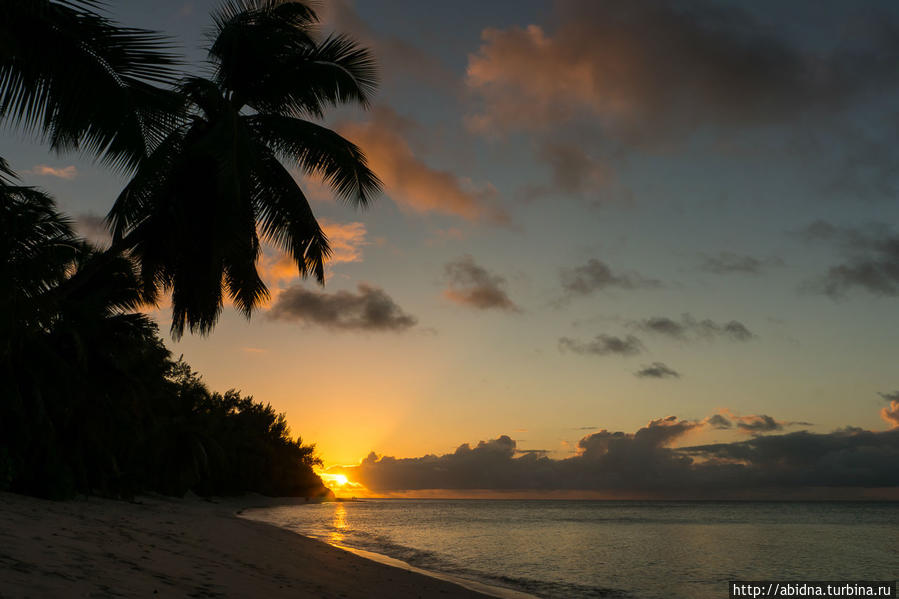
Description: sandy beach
0,492,494,598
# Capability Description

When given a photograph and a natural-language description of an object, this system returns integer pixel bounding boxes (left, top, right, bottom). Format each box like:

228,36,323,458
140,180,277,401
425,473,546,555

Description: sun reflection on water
329,502,348,544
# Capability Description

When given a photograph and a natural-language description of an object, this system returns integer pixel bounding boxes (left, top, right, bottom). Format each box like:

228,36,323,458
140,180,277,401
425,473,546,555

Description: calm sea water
242,500,899,599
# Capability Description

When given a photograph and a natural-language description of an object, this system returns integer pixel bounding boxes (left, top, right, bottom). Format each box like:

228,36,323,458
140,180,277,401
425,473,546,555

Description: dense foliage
0,1,374,500
0,1,374,499
0,168,328,499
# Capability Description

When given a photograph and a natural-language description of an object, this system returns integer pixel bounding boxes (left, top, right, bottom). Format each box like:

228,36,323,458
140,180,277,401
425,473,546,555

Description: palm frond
0,0,182,169
207,1,376,118
233,33,378,118
251,144,330,284
247,113,381,207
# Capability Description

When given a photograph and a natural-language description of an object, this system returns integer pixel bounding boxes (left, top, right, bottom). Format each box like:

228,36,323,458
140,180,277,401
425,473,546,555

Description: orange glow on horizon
319,470,369,497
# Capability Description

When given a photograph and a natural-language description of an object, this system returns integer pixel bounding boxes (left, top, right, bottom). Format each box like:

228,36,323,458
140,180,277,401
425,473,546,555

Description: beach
0,492,492,598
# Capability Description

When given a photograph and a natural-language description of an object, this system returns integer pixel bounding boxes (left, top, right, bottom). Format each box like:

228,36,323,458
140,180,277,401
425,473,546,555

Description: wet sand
0,492,492,598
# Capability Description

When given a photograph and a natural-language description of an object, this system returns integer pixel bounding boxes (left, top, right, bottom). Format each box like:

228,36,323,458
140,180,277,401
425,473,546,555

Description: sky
4,0,899,498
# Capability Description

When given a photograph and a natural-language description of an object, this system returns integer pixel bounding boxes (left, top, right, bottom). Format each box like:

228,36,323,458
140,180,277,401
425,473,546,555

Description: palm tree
0,166,169,497
0,0,180,170
108,0,382,337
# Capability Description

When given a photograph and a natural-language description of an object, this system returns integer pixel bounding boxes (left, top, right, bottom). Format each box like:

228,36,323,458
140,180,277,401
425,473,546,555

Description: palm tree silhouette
1,163,327,498
109,1,382,337
0,164,165,496
0,0,180,170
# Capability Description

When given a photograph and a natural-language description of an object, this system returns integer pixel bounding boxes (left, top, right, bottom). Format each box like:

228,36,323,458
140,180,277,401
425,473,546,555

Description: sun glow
319,471,359,493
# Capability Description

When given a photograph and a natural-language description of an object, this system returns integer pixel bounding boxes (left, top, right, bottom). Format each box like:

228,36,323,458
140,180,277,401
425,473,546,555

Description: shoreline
238,504,537,599
0,491,500,598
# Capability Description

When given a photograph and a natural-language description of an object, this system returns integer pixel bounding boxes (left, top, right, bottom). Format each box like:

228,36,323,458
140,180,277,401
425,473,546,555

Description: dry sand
0,492,497,598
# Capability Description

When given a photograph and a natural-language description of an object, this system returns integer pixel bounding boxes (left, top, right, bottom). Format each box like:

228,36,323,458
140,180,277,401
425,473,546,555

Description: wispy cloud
628,314,755,342
339,107,508,223
558,334,644,357
27,165,77,180
258,220,368,297
699,251,784,275
800,220,899,298
634,362,680,379
560,258,661,297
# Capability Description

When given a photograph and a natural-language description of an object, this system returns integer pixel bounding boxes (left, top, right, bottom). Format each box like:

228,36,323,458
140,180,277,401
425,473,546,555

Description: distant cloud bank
338,411,899,498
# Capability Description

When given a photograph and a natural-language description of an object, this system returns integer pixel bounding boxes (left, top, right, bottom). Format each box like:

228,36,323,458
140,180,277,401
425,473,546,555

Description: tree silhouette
109,0,382,337
0,0,180,170
0,1,365,499
1,166,327,499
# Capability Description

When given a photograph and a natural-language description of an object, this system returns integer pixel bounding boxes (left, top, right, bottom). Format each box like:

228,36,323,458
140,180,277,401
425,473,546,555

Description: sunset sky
3,0,899,497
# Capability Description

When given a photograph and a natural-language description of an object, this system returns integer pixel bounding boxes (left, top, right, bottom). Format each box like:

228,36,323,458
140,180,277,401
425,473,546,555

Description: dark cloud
704,411,811,435
537,142,613,195
558,334,644,357
560,259,661,296
443,255,519,311
699,252,784,275
634,362,680,379
735,414,783,434
340,416,899,497
800,220,899,298
629,314,755,342
466,0,899,143
705,414,733,430
268,284,417,332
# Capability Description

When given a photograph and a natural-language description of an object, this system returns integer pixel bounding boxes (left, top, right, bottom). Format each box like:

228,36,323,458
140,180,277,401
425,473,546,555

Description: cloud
558,334,643,357
537,141,614,195
703,410,812,435
800,220,899,298
734,414,785,434
321,220,368,265
257,220,368,299
268,283,417,332
339,107,507,223
27,165,77,179
699,252,784,275
629,314,755,342
880,392,899,428
74,213,110,247
560,258,661,296
443,255,519,312
341,414,899,497
319,0,458,94
465,1,899,144
705,414,733,430
634,362,680,379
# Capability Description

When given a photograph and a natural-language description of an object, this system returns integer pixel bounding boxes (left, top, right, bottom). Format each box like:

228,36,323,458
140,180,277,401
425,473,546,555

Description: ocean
241,500,899,599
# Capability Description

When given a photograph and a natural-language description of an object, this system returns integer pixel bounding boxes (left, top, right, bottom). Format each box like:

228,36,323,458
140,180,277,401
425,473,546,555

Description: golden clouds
339,107,507,223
